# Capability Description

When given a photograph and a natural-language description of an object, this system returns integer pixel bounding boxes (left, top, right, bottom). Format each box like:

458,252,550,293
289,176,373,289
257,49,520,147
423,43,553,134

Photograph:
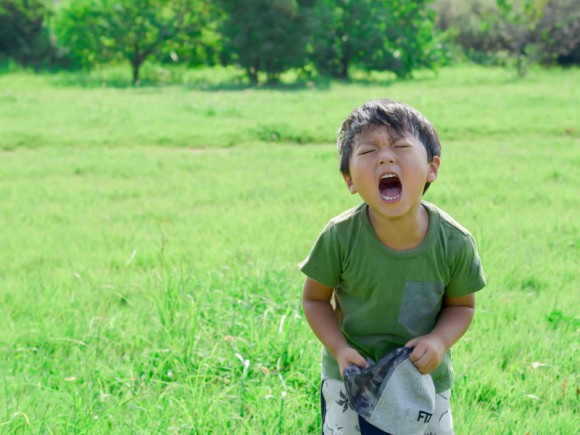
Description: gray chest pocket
398,281,445,335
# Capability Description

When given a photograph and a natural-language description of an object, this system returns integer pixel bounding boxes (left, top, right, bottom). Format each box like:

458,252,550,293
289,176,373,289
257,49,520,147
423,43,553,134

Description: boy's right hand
336,347,369,378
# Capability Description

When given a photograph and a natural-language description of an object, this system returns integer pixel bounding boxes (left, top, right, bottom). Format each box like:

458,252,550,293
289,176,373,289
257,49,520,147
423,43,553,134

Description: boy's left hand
405,334,446,375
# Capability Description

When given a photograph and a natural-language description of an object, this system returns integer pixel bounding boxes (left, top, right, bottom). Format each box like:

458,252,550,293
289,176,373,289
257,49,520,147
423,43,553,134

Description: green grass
0,65,578,433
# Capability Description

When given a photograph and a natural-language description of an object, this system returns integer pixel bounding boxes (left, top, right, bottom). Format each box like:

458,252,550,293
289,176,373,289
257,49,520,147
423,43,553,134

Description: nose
378,147,395,164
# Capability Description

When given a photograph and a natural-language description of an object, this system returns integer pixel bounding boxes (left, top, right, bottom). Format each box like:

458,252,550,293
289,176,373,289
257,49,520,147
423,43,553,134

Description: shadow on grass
48,73,332,92
47,70,165,89
43,66,403,92
177,70,401,92
190,79,331,92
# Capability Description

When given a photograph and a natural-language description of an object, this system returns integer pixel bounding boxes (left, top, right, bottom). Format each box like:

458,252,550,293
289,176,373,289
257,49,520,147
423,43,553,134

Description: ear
342,173,358,194
427,156,440,183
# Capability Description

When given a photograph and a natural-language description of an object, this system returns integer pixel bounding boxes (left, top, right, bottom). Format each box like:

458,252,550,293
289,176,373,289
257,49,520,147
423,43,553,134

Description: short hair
337,99,441,192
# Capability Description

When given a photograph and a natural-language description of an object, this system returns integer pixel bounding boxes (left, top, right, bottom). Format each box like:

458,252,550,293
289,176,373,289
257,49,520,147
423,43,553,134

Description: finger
342,349,367,369
415,352,436,374
410,342,427,362
340,352,368,378
405,337,418,348
413,348,434,370
351,352,368,368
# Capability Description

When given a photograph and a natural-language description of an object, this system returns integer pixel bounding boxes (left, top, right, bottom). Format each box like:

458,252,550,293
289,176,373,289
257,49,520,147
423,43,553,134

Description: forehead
354,124,416,146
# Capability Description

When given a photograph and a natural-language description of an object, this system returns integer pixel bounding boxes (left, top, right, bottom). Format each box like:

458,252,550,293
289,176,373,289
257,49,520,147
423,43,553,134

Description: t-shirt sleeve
446,233,486,297
299,222,342,288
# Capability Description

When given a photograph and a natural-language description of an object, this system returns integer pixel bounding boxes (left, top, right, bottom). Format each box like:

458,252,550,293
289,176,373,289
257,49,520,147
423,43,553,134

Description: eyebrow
392,136,414,145
356,135,413,148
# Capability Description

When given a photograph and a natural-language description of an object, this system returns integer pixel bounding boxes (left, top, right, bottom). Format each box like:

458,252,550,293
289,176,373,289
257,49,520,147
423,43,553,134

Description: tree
311,0,441,80
433,0,580,68
371,0,442,78
494,0,549,77
536,0,580,65
433,0,504,61
218,0,316,85
54,0,208,85
310,0,376,79
0,0,55,68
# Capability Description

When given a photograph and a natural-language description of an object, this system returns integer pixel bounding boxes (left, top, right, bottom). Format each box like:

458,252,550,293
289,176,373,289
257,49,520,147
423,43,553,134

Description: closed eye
358,149,376,155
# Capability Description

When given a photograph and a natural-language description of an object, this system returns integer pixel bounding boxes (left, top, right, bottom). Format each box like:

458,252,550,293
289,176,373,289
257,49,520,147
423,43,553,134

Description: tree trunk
339,44,350,79
516,41,528,78
247,66,258,85
131,56,143,86
267,72,280,85
517,54,526,77
131,42,143,86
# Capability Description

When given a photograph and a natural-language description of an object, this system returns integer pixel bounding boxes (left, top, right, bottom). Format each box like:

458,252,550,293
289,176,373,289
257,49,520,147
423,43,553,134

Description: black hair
337,99,441,192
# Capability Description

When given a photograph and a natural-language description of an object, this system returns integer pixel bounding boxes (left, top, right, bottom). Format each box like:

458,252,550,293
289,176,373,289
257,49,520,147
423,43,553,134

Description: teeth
380,173,401,201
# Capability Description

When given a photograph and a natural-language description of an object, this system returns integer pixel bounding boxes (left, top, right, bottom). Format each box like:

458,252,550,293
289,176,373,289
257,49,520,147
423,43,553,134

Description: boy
301,99,486,434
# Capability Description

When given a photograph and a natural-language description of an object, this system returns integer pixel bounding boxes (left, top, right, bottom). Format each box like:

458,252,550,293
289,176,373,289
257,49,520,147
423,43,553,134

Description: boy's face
343,125,440,220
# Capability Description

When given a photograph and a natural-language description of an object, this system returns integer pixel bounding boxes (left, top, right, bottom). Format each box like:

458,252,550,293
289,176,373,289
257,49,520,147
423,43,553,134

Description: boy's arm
302,277,368,377
406,293,475,374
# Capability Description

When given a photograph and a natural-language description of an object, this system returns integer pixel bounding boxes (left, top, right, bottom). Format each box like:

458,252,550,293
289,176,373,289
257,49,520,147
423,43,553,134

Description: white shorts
321,377,455,435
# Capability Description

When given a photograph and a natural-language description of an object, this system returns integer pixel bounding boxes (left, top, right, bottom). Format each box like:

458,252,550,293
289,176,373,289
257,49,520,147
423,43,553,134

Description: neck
368,203,429,251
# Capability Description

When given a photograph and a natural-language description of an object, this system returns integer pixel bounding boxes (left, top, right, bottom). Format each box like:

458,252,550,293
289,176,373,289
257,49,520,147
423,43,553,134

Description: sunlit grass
0,65,578,432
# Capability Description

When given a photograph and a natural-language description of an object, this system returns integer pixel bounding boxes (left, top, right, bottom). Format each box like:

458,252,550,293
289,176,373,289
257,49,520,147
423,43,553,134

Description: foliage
536,0,580,65
310,0,375,79
3,0,579,82
218,0,316,85
311,0,442,79
0,0,58,68
54,0,209,85
434,0,502,61
493,0,549,76
434,0,580,70
368,0,443,78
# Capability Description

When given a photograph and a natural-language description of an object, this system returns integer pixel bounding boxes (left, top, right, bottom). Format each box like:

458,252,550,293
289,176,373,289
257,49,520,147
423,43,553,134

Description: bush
433,0,580,67
0,0,66,69
537,0,580,65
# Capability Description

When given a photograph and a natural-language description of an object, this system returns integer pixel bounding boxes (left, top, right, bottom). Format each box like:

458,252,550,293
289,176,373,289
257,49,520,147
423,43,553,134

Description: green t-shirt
300,201,486,392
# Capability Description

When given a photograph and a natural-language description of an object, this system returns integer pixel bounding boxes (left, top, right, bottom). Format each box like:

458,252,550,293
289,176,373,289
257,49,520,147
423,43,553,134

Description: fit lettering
417,410,433,423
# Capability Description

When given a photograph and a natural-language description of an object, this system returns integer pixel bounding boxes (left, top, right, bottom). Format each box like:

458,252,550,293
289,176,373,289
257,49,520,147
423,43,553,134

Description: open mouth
379,174,402,201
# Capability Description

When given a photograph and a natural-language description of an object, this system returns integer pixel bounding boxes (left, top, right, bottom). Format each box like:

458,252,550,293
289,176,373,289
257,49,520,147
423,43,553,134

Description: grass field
0,65,579,433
